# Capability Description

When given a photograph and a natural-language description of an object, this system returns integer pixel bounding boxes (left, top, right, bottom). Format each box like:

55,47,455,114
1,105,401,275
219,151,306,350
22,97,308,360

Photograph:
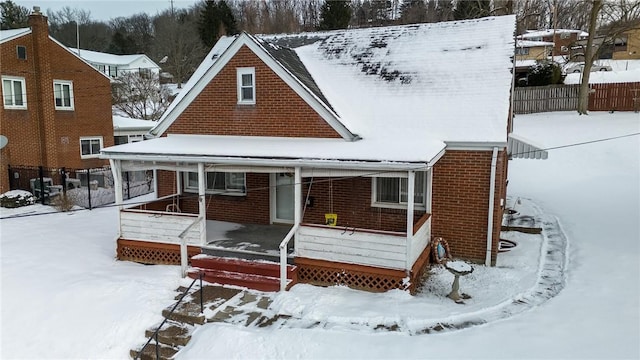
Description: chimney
28,5,49,38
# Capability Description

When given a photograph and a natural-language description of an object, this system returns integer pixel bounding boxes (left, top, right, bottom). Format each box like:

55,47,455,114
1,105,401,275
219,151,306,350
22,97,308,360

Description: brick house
517,29,589,58
0,8,113,193
102,15,543,293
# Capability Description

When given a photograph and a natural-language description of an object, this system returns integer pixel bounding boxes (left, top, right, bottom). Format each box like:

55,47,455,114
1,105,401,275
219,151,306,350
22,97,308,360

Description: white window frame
80,137,103,159
53,80,74,110
2,76,27,109
236,67,256,105
371,171,428,210
183,171,247,196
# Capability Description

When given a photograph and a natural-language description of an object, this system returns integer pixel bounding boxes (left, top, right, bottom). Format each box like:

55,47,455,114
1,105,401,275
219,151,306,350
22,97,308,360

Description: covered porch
108,153,438,292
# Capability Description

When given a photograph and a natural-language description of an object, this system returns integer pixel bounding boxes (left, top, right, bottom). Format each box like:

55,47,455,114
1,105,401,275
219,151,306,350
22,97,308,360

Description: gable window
2,76,26,109
53,80,74,110
184,172,246,195
372,171,426,209
80,137,103,158
237,67,255,105
16,46,26,60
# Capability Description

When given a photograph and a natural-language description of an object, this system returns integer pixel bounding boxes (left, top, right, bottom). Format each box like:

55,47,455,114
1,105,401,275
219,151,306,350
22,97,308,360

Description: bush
527,61,563,86
51,192,77,212
0,190,36,208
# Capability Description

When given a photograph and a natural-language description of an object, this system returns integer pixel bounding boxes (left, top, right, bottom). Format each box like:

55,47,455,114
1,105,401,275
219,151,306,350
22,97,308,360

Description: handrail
278,224,298,291
135,272,204,360
179,217,203,277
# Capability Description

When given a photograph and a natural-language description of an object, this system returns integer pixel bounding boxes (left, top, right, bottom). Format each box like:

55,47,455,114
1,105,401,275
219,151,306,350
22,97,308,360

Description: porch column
406,170,415,271
198,162,206,245
176,168,182,195
109,159,124,209
294,166,302,225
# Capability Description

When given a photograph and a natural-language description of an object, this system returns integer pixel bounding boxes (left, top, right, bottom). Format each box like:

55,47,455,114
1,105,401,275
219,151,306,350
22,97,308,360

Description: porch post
294,167,302,225
198,162,206,245
176,168,182,195
110,159,124,209
406,170,415,271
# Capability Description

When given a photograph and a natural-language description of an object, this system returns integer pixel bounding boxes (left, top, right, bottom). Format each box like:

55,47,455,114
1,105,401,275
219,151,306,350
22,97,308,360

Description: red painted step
188,255,297,292
190,255,297,280
187,269,283,292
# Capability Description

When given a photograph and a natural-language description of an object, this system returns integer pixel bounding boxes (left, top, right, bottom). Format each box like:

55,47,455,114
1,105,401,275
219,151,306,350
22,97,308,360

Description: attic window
237,67,255,105
16,46,26,60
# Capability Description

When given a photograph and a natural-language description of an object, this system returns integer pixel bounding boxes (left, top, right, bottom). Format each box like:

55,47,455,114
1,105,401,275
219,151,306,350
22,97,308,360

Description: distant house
611,26,640,60
0,7,113,193
518,29,588,57
515,40,554,61
101,15,544,293
69,48,160,79
112,116,155,145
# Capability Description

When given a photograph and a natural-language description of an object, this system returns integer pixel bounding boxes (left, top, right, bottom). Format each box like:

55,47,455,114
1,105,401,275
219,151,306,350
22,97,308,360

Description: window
80,137,103,158
237,67,255,105
2,76,26,109
560,32,570,39
184,172,246,195
515,47,530,56
114,136,129,145
108,66,118,77
53,80,74,110
373,171,426,209
16,46,26,59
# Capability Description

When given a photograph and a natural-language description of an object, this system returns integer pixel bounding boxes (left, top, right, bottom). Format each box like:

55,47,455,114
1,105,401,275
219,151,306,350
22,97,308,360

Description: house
515,40,554,61
611,26,640,60
113,115,155,145
68,48,161,79
518,29,588,58
0,7,113,194
101,15,542,293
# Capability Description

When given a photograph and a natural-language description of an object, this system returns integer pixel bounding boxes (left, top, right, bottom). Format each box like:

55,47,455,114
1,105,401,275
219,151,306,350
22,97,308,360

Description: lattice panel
117,241,199,265
297,265,407,292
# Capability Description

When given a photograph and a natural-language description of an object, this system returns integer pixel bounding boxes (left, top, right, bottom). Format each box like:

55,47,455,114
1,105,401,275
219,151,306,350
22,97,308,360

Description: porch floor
203,220,293,260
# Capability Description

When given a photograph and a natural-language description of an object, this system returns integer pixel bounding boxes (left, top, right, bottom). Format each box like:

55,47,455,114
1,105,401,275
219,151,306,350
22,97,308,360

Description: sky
15,0,198,22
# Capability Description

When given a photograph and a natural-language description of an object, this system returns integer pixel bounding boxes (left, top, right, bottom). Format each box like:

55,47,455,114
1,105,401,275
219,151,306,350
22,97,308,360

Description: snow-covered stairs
187,255,298,292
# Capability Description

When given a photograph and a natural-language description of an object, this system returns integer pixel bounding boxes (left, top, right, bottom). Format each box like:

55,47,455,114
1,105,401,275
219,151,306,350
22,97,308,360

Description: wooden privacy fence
589,82,640,112
514,85,580,114
514,82,640,114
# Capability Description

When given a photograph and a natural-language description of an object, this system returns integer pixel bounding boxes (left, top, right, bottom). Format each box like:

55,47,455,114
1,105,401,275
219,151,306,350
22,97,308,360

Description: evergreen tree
318,0,352,30
198,0,238,48
0,0,29,30
453,0,490,20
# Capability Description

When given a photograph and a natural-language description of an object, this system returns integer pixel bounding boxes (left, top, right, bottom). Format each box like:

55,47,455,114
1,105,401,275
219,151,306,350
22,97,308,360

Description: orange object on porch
324,213,337,226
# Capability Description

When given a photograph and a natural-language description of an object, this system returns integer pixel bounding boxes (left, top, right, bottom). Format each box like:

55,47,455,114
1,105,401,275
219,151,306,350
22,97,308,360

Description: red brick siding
0,14,112,192
164,45,341,138
431,150,507,264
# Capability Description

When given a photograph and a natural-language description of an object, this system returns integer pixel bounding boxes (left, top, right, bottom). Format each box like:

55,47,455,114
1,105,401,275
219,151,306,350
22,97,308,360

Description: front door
271,173,294,224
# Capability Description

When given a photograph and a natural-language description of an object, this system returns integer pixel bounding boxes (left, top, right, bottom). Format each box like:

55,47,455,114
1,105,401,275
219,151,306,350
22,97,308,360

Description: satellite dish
0,135,7,150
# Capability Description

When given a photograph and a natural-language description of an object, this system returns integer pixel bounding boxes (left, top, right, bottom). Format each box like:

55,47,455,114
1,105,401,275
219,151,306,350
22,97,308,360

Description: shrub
527,61,563,86
51,192,78,212
0,190,36,208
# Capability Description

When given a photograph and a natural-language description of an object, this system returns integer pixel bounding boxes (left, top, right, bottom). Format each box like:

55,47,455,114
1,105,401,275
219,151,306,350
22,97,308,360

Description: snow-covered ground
564,59,640,84
1,111,638,359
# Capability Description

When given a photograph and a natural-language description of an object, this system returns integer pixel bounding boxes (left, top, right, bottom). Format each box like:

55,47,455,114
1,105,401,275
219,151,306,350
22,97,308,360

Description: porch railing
279,224,299,291
120,208,200,245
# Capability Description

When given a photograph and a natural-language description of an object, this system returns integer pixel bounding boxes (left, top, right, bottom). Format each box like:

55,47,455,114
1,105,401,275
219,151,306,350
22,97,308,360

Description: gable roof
106,15,516,168
68,48,159,69
518,29,589,39
0,27,31,44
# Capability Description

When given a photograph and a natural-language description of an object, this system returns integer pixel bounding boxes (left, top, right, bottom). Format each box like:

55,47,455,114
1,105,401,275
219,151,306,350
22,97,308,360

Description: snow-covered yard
1,111,638,359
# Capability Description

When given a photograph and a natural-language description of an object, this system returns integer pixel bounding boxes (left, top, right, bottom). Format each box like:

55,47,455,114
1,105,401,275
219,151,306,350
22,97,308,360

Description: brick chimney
28,5,57,167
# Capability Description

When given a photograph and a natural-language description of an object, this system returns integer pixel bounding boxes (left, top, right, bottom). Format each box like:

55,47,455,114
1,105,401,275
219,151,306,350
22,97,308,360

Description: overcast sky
16,0,198,22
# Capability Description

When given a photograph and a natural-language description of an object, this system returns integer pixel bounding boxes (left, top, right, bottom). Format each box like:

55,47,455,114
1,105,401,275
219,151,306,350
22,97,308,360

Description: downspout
485,147,499,266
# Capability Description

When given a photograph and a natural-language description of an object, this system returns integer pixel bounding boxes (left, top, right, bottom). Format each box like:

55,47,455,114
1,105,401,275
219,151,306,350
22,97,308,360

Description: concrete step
144,320,194,347
190,255,297,280
130,342,179,360
161,302,206,325
188,268,286,292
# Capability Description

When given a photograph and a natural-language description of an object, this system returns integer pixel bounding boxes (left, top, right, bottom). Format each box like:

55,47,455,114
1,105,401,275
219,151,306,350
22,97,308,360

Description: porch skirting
296,242,432,294
117,239,201,265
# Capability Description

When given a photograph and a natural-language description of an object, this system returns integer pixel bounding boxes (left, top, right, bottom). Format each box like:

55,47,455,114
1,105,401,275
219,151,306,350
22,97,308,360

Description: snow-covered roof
518,29,588,39
113,116,156,131
516,40,554,47
68,48,158,68
107,16,516,168
0,27,31,44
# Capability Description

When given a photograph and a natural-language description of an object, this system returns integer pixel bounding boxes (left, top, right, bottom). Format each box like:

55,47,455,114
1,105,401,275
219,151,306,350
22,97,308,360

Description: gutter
485,147,499,266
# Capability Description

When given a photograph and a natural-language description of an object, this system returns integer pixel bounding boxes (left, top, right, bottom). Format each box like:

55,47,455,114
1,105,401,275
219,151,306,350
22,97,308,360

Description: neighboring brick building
517,29,589,58
0,7,113,193
102,16,542,293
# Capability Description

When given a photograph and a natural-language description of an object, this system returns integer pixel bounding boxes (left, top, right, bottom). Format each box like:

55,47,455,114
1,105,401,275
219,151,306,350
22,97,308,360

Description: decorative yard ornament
443,260,474,304
0,135,7,150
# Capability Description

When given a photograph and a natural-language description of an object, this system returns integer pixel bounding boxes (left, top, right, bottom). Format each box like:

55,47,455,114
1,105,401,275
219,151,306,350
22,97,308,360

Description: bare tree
112,72,171,120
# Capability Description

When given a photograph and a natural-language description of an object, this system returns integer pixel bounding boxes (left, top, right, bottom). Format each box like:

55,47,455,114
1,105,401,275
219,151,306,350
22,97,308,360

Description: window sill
80,155,100,159
55,107,75,111
184,189,246,197
371,202,426,211
3,106,27,110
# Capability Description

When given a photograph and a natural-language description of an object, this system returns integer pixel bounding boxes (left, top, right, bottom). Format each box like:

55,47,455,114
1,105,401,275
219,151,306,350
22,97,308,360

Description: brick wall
0,12,112,192
164,45,341,138
431,149,507,264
